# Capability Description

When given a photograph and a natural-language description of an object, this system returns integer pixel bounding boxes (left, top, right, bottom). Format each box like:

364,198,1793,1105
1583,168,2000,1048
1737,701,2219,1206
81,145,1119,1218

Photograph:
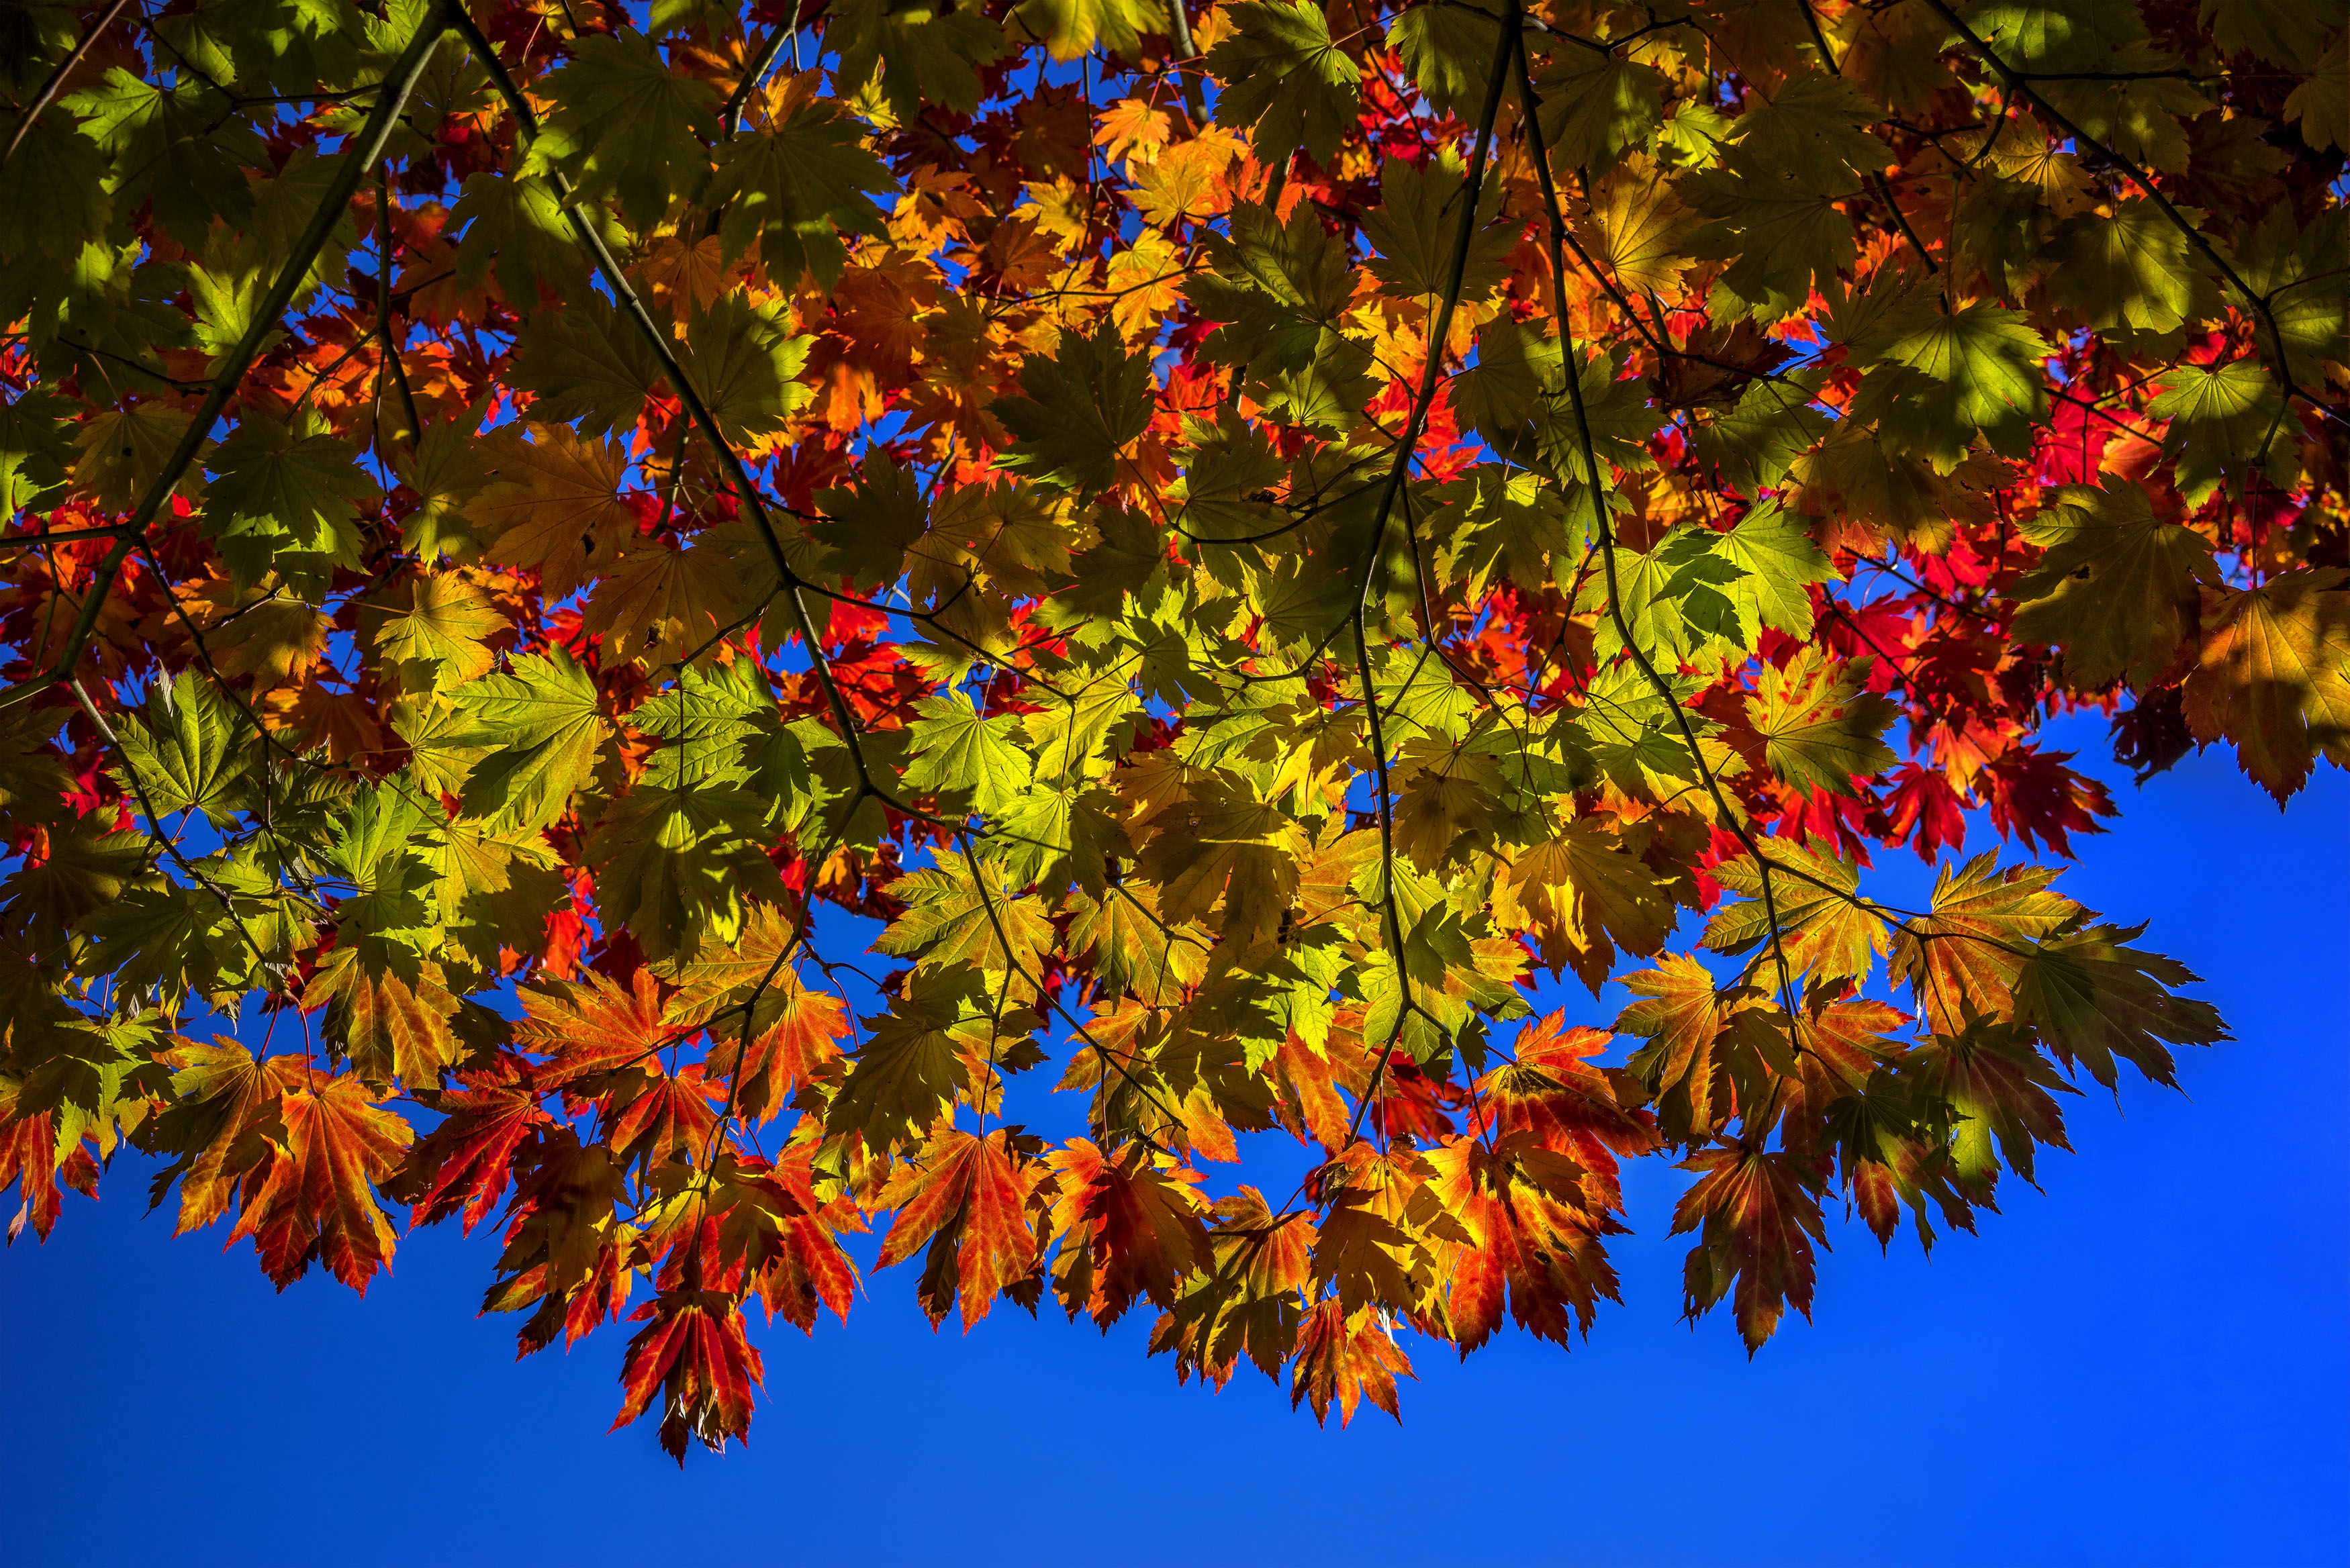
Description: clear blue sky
4,724,2343,1568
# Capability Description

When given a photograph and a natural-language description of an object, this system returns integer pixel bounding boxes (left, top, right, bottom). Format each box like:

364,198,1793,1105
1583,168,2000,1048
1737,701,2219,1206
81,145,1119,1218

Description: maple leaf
449,170,606,305
901,689,1034,812
1850,305,2053,471
1536,40,1664,172
512,968,673,1081
829,0,1010,124
2012,484,2221,692
2179,569,2350,801
508,294,663,440
520,31,719,230
1671,1146,1828,1353
875,1127,1047,1328
396,1053,553,1232
1498,821,1676,993
1149,1186,1315,1385
1744,646,1899,798
359,571,506,687
471,425,641,601
1045,1137,1211,1325
667,938,851,1125
992,320,1158,500
581,538,744,667
310,944,465,1089
482,1134,636,1351
2010,921,2228,1091
1423,1131,1623,1351
1616,954,1760,1140
2045,201,2206,336
1887,854,2077,1034
1361,158,1512,307
1205,1,1363,167
1686,145,1859,322
824,969,985,1156
229,1060,416,1293
200,415,379,596
1006,0,1162,60
1911,1013,2077,1193
452,649,611,830
111,669,251,826
1290,1298,1413,1427
706,84,896,290
612,1289,765,1461
1704,836,1889,989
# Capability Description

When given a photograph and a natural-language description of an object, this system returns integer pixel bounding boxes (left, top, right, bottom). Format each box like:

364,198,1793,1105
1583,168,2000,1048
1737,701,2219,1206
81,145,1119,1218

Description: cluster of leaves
1,0,2343,1457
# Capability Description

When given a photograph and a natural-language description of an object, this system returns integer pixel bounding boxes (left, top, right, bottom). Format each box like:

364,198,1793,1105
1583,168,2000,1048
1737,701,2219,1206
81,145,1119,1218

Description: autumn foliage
1,0,2344,1459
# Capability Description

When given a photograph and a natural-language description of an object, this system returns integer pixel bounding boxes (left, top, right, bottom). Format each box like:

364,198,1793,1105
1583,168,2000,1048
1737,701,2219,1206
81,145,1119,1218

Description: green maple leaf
1725,71,1887,183
509,293,661,440
706,99,896,291
322,783,436,969
113,670,251,827
1206,1,1362,168
7,1012,175,1161
454,650,611,829
2012,920,2228,1090
64,68,266,248
902,690,1034,813
1006,0,1162,58
449,173,611,305
1360,158,1511,305
0,385,77,524
1690,371,1832,495
1536,44,1663,175
2147,358,2294,504
586,785,786,965
75,883,243,1006
829,0,1009,124
1685,144,1859,322
988,783,1128,899
1745,646,1898,798
826,968,986,1155
390,424,492,564
2011,484,2221,691
1593,526,1746,665
1591,516,1803,667
0,109,111,262
1388,1,1502,119
1849,304,2051,471
519,30,718,230
878,856,1055,978
1429,465,1585,599
201,415,380,598
993,321,1156,499
1711,502,1836,642
2046,200,2210,338
2201,0,2340,66
361,571,508,687
180,229,297,371
1703,836,1889,988
682,293,811,446
1,821,153,951
810,450,929,590
1184,201,1374,430
417,820,565,969
2235,207,2349,389
1023,665,1141,785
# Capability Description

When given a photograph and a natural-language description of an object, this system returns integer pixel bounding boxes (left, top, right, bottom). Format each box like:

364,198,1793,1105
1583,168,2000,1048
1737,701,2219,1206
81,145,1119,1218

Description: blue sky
3,723,2343,1568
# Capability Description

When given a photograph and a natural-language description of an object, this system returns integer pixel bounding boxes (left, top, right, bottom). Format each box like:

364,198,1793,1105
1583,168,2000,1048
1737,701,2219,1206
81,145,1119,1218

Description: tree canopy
1,0,2343,1457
